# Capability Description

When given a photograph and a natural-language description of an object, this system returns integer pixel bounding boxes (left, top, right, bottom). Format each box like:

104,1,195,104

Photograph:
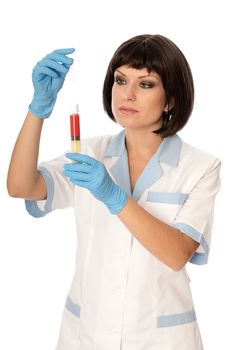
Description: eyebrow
115,69,160,80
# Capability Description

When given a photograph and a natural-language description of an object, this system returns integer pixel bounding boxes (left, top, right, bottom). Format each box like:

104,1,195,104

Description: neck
125,128,163,158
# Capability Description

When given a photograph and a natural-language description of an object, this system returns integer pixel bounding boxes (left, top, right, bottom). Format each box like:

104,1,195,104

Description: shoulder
170,136,222,189
179,138,221,171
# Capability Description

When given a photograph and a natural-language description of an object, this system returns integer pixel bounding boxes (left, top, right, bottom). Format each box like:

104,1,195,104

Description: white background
0,0,231,349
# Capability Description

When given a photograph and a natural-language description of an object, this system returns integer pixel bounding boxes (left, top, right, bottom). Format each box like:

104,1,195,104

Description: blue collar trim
104,130,182,201
104,130,182,167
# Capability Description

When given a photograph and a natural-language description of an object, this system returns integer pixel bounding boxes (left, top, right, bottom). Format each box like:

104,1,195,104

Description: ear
164,97,175,112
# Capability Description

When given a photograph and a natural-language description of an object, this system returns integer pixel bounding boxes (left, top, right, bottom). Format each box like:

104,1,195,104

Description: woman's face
111,65,168,132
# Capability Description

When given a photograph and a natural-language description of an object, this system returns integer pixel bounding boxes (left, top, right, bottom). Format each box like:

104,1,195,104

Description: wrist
106,185,129,215
29,92,57,119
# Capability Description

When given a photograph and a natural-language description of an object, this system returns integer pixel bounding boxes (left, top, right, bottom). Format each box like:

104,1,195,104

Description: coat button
119,249,127,257
114,287,121,295
110,327,120,333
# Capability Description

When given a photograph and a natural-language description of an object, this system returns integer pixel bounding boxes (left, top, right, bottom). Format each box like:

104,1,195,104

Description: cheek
150,92,166,112
144,95,165,115
111,90,116,112
111,86,119,114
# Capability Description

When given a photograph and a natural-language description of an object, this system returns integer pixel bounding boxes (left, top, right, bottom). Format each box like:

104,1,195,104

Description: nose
121,84,136,101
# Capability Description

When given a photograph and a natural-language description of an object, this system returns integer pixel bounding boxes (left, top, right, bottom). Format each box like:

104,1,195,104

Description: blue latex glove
29,48,75,118
64,153,128,215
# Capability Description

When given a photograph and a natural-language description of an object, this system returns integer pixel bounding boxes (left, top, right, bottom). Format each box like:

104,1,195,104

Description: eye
114,76,127,85
139,82,155,89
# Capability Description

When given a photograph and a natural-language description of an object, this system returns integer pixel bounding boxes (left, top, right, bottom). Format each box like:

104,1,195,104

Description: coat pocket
157,309,196,328
55,296,81,350
155,310,203,350
147,191,188,205
145,192,188,223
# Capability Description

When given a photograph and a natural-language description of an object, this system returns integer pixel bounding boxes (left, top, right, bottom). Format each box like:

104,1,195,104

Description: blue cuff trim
25,200,47,218
173,223,202,243
157,310,196,328
189,252,208,265
147,192,188,205
65,296,81,318
189,235,209,265
25,166,54,218
173,222,209,265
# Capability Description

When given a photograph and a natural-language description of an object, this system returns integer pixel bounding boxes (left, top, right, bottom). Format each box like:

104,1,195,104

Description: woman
7,34,221,349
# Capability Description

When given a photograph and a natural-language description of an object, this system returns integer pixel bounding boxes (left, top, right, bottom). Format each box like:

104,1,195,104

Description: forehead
115,65,160,79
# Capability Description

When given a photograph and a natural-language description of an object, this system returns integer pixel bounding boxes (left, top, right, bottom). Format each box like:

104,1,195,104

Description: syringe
70,104,81,153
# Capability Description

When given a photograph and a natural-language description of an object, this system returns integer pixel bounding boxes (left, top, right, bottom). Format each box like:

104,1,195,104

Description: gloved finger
64,162,91,173
39,58,70,75
63,170,92,181
65,153,97,165
61,63,71,71
53,48,75,55
33,65,60,79
69,178,89,188
45,52,74,66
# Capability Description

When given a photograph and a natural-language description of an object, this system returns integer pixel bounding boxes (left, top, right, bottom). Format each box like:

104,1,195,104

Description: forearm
118,197,199,270
7,111,46,200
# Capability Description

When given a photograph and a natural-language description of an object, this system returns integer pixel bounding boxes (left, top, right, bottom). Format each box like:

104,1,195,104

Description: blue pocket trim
147,192,188,205
65,296,81,318
157,310,196,328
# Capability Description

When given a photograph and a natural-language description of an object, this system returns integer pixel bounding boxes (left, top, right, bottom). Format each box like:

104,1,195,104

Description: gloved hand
64,153,128,215
29,48,75,118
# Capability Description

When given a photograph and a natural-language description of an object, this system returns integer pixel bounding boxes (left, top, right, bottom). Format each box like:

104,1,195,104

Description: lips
119,106,138,115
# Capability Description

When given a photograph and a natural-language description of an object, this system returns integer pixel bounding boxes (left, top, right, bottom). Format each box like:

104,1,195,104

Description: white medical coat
26,130,221,350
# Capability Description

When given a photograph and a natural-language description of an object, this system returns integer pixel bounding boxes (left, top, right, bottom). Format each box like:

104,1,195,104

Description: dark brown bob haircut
103,34,194,137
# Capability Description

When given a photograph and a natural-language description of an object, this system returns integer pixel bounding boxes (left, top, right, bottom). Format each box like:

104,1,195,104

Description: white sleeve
25,154,75,218
173,158,221,265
